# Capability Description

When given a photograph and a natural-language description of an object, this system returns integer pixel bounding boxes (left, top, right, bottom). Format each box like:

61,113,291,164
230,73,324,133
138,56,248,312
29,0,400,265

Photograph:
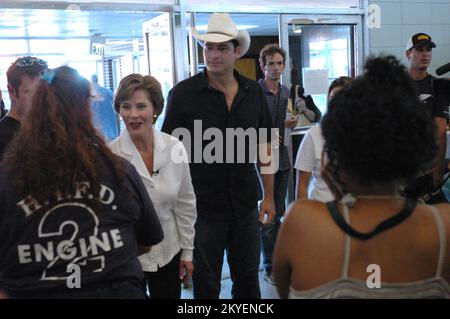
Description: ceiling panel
0,9,160,39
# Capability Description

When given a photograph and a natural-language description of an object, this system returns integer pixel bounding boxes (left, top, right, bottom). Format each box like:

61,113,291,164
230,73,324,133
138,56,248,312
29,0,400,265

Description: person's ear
235,46,241,57
405,49,411,60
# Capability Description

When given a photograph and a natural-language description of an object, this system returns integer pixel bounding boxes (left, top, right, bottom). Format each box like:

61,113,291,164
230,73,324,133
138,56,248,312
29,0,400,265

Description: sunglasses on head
15,57,48,68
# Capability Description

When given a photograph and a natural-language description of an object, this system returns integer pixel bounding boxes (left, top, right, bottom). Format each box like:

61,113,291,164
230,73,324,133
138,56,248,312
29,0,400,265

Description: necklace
329,197,417,240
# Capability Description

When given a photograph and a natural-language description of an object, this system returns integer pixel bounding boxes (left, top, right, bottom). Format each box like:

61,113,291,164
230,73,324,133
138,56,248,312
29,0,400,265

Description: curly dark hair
259,43,286,66
328,76,353,97
2,66,125,205
321,55,437,184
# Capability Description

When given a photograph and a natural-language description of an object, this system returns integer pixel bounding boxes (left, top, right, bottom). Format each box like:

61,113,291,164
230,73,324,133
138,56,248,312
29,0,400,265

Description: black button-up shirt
162,70,274,220
0,116,20,159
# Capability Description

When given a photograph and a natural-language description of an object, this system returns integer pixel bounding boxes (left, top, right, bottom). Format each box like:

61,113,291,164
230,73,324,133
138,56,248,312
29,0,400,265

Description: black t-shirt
0,157,163,298
413,74,446,118
0,116,20,159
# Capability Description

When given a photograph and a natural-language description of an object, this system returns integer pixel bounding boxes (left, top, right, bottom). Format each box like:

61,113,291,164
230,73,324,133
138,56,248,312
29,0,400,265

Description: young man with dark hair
0,56,48,157
406,33,448,203
257,43,296,285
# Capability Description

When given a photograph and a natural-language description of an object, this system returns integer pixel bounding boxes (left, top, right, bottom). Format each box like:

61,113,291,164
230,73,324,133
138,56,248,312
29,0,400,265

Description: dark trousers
193,209,261,299
260,168,289,273
143,252,181,299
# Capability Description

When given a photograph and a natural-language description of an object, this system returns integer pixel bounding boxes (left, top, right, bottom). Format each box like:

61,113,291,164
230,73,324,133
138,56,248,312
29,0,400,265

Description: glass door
143,12,176,129
280,14,363,120
289,24,354,117
280,14,363,203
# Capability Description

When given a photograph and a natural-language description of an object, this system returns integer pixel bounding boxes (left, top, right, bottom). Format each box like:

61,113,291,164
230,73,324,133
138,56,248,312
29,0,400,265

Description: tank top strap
341,205,352,278
427,205,447,277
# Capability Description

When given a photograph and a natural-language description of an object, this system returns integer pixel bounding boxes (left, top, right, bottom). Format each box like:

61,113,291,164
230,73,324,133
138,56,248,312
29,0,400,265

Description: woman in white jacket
110,74,197,299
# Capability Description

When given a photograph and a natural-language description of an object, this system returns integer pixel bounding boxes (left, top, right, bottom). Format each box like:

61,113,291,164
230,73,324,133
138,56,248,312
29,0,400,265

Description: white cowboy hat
191,13,250,59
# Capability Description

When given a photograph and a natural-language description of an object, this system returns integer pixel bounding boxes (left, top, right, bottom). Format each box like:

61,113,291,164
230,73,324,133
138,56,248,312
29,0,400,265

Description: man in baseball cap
406,33,436,51
405,33,448,204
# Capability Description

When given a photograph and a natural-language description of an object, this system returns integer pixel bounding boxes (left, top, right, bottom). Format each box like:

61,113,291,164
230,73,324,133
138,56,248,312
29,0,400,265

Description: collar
117,128,166,180
194,68,250,92
4,115,21,125
258,78,281,95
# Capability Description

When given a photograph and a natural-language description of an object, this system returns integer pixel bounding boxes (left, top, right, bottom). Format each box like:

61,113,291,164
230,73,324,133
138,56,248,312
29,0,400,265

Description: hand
295,98,307,113
278,136,283,145
179,260,194,287
284,118,297,129
259,198,276,225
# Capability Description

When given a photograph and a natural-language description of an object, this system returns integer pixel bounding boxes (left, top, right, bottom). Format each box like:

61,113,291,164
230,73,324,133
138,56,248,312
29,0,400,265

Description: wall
369,0,450,76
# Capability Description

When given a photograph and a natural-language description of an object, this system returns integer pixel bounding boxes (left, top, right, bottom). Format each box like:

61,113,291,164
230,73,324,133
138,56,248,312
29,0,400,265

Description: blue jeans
193,209,261,299
260,168,289,273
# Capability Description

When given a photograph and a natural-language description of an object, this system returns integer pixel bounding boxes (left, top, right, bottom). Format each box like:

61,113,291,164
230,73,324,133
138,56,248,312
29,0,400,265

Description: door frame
279,13,364,87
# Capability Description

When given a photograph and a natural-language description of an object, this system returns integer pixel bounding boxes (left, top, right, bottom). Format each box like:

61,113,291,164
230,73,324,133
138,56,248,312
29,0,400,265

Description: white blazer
110,128,197,272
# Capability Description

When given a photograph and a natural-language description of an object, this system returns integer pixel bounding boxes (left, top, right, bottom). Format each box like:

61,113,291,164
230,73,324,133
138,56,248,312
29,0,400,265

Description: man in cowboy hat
405,33,448,203
162,12,276,299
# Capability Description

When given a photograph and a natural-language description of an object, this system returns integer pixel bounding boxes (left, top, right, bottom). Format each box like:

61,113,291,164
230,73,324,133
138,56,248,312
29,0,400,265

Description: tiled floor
181,253,280,299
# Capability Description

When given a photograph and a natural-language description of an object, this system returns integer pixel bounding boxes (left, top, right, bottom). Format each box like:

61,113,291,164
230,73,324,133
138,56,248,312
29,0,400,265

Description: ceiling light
290,19,314,24
292,25,302,34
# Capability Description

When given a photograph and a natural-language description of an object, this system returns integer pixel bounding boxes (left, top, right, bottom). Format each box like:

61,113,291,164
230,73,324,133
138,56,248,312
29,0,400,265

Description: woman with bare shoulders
273,56,450,298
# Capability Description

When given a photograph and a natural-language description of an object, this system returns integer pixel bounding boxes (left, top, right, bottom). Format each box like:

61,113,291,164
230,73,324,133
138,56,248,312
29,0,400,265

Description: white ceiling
0,1,358,56
0,9,283,40
0,9,160,39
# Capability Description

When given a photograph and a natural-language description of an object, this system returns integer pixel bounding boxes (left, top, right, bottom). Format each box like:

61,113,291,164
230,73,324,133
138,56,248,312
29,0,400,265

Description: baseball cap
406,33,436,51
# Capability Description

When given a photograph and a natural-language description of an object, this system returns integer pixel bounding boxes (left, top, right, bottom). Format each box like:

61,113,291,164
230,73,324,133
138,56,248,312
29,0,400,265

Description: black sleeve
125,162,164,246
433,92,449,119
433,101,447,119
435,79,450,117
161,87,186,135
305,95,322,122
0,100,6,119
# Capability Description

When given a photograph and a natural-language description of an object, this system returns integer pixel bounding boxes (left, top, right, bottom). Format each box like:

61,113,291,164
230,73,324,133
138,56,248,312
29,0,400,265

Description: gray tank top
289,205,450,299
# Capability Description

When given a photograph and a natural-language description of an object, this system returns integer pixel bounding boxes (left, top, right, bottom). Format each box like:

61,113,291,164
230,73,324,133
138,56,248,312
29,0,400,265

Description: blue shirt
90,84,119,142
